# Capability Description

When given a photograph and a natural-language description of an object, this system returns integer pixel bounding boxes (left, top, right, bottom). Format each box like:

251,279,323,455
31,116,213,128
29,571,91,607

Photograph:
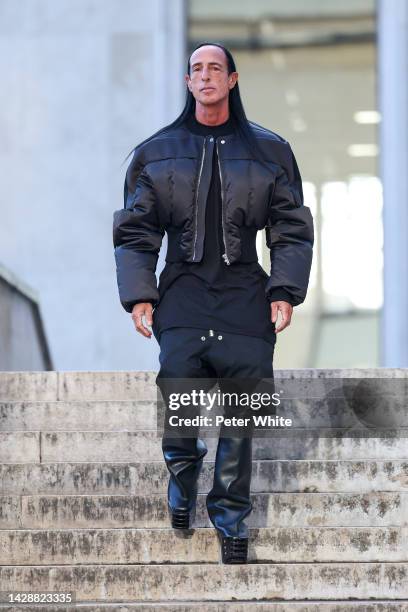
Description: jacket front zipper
216,141,230,265
192,138,207,261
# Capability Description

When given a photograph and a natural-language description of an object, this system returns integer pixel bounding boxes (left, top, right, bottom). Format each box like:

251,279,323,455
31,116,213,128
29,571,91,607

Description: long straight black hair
122,42,271,168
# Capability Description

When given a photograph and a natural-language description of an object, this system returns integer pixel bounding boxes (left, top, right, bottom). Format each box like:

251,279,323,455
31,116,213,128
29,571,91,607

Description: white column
378,0,408,366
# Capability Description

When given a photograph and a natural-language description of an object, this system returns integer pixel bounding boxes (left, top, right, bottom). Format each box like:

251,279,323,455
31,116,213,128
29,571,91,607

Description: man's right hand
131,302,154,338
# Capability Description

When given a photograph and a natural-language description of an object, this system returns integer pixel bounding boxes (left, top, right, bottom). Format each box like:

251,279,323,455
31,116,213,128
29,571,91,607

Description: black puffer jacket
113,120,314,313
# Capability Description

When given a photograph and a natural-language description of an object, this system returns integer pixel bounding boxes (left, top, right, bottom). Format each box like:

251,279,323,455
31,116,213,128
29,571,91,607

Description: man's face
185,45,238,107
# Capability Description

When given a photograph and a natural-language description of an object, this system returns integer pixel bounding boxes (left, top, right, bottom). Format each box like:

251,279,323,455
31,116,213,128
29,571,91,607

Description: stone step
1,563,408,600
1,369,406,401
1,460,408,495
2,398,407,430
1,430,407,462
1,492,407,529
0,401,158,431
0,372,157,402
2,527,408,565
2,603,407,611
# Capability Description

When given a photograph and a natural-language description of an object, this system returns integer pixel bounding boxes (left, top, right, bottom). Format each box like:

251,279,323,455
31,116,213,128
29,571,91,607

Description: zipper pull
222,253,231,265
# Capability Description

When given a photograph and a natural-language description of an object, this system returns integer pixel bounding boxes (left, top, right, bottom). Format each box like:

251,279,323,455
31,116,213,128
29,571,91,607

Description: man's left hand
271,301,293,333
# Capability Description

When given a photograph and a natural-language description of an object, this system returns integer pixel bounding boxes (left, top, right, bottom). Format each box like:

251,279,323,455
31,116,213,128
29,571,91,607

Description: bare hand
131,302,153,338
271,301,293,333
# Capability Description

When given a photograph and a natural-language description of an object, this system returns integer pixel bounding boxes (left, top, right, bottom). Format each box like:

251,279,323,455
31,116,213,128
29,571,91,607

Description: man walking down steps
113,41,314,563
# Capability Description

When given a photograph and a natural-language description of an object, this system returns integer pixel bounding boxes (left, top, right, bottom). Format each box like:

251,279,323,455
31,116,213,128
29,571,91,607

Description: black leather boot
206,434,253,538
162,435,208,530
167,500,197,530
217,531,249,564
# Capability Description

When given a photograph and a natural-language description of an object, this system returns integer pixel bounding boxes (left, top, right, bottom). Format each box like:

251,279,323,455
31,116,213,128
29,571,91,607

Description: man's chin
197,94,222,106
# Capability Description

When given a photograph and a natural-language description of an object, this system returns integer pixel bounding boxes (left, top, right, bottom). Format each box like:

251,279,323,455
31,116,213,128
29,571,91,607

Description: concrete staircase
1,369,408,610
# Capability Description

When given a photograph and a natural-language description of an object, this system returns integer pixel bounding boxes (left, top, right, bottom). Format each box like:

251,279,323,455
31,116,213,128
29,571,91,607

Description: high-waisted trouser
155,326,275,538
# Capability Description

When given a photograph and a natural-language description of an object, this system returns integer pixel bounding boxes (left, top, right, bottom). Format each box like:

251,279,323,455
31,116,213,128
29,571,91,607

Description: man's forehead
190,46,227,67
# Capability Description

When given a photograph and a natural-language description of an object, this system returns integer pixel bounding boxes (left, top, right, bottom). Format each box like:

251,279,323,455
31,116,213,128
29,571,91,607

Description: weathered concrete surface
1,527,408,565
2,369,408,605
2,603,408,611
39,432,166,462
0,400,158,431
251,434,408,460
254,459,408,492
0,372,158,402
1,563,408,600
36,431,408,462
2,396,408,430
1,369,407,401
0,497,21,528
8,492,408,529
2,430,408,463
0,432,39,462
57,372,158,402
0,373,58,401
4,604,408,612
1,460,408,496
0,463,138,496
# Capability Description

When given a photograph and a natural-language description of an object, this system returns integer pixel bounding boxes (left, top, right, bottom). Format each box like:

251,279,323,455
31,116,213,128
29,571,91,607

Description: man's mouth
201,87,215,92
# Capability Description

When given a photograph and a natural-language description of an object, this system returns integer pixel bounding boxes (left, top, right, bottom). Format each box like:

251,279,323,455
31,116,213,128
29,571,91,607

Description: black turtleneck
185,112,236,137
184,113,236,282
151,113,286,345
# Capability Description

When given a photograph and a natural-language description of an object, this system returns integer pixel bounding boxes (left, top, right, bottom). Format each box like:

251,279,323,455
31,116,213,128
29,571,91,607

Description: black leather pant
155,327,275,538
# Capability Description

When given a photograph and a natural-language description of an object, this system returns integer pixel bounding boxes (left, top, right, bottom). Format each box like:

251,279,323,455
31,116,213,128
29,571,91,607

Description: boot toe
168,503,196,530
218,533,249,564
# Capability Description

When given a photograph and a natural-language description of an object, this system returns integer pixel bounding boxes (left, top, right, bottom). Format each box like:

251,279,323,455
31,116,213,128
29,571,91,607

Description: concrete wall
0,0,186,371
0,264,53,371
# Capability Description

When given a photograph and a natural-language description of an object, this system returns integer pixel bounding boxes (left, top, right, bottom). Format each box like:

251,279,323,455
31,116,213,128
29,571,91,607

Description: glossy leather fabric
156,326,275,538
112,121,314,312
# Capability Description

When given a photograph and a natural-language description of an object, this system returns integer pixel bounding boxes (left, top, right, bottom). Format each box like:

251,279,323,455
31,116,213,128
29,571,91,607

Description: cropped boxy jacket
112,120,314,313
